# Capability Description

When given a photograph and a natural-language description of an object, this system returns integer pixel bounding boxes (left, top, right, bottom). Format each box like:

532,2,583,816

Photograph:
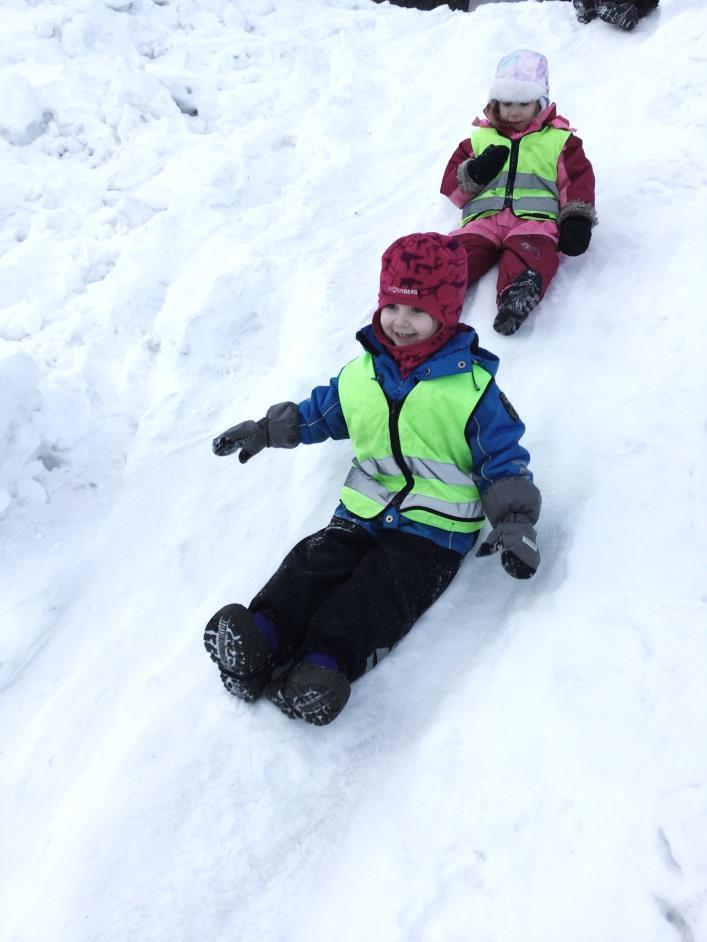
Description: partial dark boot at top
203,603,274,702
573,0,598,22
597,1,640,29
265,661,351,727
494,270,542,336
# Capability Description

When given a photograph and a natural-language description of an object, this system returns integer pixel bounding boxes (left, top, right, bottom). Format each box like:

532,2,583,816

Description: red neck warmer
372,310,462,379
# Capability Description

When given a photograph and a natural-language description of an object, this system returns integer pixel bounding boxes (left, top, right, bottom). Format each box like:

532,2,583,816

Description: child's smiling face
380,304,439,347
498,100,540,131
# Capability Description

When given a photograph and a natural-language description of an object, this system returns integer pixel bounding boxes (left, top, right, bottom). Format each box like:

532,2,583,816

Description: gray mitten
476,476,541,580
476,518,540,579
212,401,299,464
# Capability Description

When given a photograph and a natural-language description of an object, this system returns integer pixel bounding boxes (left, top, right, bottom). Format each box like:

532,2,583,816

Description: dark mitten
466,145,510,186
476,519,540,579
558,216,592,256
213,401,299,463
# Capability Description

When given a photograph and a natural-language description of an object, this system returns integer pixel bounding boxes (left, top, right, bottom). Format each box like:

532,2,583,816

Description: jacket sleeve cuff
456,160,484,196
265,401,300,448
481,476,541,527
558,200,598,227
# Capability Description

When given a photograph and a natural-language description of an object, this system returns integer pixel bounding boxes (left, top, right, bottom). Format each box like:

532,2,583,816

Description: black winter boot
573,0,598,22
597,1,640,29
494,270,542,336
203,603,274,702
265,661,351,726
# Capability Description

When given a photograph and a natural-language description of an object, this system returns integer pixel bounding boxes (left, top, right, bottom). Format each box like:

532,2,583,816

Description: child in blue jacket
204,233,541,726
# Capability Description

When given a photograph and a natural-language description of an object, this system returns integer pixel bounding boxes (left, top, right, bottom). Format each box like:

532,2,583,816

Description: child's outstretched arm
212,373,351,464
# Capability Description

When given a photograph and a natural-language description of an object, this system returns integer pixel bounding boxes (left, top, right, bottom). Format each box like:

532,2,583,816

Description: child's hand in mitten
558,216,592,256
465,145,510,186
213,402,299,463
213,418,269,462
476,517,540,580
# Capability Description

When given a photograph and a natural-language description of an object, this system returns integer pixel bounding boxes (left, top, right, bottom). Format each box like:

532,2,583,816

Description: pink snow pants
451,209,560,300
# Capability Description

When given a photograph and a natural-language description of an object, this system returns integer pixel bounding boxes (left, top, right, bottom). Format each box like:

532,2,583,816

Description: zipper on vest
377,377,415,507
503,139,520,209
387,398,415,507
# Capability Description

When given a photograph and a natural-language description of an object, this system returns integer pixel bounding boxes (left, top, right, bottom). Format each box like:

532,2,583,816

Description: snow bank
0,71,50,146
0,348,93,515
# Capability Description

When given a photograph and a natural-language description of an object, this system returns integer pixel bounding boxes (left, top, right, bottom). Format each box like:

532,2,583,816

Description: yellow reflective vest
337,352,492,534
461,125,570,226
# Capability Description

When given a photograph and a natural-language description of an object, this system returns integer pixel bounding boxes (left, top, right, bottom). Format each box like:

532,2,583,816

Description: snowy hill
1,0,706,939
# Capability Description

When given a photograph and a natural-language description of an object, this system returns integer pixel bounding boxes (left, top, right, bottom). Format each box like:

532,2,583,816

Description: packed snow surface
1,0,706,940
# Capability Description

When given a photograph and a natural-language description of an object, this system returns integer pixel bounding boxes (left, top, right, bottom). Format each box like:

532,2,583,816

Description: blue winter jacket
297,325,533,556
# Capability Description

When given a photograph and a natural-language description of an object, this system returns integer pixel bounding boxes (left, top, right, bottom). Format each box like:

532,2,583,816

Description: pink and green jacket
440,104,596,231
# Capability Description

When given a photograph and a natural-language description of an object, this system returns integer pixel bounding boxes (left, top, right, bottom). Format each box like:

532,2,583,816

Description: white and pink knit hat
488,49,550,107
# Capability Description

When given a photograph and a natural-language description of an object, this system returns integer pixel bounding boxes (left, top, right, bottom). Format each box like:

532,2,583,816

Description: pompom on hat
377,232,468,327
488,49,550,108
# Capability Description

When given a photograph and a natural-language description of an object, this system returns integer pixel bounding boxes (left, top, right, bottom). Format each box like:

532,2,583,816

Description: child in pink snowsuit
440,49,597,336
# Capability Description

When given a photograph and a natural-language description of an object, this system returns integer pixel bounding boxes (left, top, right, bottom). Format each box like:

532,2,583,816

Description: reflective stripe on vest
461,125,570,225
337,353,492,533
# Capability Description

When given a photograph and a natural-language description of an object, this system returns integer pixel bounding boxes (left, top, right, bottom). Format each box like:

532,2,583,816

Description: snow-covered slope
1,1,706,939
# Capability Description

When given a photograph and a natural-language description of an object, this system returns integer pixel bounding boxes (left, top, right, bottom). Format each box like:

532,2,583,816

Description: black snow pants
249,516,462,682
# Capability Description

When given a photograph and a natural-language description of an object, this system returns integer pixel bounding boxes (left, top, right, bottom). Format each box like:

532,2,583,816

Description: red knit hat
377,232,468,326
